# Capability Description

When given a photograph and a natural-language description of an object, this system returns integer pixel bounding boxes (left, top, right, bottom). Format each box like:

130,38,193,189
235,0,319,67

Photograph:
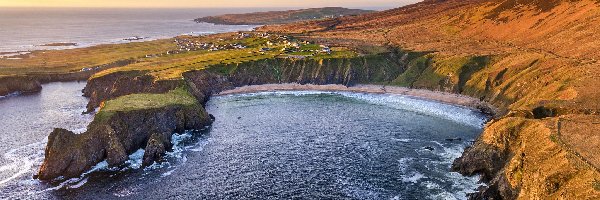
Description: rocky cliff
37,51,414,180
83,52,409,111
0,76,42,96
0,59,134,97
37,89,211,180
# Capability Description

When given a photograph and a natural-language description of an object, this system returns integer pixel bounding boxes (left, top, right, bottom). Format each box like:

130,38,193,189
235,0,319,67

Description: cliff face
0,76,42,96
84,52,408,111
83,71,181,112
38,52,408,180
38,101,211,180
0,59,135,97
42,44,600,198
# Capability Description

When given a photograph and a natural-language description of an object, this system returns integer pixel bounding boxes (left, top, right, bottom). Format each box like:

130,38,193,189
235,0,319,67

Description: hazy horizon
0,0,422,9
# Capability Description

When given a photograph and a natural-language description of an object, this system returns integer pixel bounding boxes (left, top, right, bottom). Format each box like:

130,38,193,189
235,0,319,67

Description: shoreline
217,84,496,115
0,28,256,58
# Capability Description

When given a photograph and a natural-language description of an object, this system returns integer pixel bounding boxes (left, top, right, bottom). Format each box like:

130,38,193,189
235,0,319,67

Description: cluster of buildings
174,38,247,52
139,32,334,60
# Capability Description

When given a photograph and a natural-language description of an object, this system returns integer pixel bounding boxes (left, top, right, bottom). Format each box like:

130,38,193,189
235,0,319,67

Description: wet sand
217,84,495,113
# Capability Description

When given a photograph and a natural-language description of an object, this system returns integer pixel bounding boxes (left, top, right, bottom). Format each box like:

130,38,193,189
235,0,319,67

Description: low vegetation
95,87,198,122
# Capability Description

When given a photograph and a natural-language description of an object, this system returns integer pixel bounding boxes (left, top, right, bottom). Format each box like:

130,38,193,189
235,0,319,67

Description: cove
31,90,488,199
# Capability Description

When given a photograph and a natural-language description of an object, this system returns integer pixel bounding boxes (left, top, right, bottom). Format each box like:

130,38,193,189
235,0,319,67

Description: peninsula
194,7,373,25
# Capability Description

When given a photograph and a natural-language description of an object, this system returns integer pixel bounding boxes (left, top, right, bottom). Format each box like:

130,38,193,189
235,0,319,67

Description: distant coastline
194,7,374,25
0,7,259,53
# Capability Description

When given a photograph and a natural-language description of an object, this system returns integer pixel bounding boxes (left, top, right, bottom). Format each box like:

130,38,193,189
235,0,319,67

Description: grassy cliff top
0,31,358,81
95,87,198,122
90,33,358,80
0,39,176,76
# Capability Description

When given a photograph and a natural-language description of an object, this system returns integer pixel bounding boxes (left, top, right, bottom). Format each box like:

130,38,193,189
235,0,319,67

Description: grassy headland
94,87,199,122
194,7,373,25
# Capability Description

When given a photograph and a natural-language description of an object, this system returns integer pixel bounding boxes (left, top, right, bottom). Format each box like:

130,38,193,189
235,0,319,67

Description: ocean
0,7,277,53
0,84,486,199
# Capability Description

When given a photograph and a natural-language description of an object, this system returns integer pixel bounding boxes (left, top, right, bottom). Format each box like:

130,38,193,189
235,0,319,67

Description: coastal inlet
0,84,487,199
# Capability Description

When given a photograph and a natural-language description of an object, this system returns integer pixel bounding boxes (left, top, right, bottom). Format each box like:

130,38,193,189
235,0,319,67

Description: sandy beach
217,84,495,114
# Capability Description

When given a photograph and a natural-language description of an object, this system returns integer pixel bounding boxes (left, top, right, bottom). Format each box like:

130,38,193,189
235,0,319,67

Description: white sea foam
125,149,146,170
426,142,483,200
0,91,21,99
161,169,177,177
42,131,204,191
391,138,413,143
336,92,487,128
221,90,488,128
0,141,46,186
402,172,425,184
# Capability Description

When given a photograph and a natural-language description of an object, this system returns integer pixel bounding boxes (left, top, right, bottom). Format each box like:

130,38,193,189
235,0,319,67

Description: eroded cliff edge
0,59,134,97
37,88,212,180
38,52,411,180
38,46,600,199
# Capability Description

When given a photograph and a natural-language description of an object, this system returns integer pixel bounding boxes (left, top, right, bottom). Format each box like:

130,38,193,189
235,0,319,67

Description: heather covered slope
260,0,600,59
261,0,600,199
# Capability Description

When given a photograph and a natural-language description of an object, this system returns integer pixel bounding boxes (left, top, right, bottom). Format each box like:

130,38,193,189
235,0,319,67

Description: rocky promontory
0,59,135,97
37,88,212,180
0,76,42,96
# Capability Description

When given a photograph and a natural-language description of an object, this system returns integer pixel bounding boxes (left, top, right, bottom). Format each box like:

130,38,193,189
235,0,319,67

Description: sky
0,0,422,9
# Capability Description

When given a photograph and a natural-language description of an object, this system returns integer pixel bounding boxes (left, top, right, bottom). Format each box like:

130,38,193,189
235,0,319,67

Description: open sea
0,83,487,199
0,7,278,54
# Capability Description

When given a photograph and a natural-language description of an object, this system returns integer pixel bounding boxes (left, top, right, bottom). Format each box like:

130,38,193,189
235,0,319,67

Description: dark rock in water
424,146,435,151
37,104,212,180
452,141,518,200
445,137,462,142
143,132,173,167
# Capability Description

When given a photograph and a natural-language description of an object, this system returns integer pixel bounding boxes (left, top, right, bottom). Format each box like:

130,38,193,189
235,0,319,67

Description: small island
194,7,373,25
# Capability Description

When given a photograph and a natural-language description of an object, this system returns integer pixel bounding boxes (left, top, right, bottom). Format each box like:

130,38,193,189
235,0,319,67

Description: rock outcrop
37,103,211,180
83,71,181,112
84,52,409,111
0,59,135,97
0,76,42,96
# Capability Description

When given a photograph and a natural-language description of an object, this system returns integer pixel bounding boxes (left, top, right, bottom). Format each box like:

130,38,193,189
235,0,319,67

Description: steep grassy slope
259,0,600,198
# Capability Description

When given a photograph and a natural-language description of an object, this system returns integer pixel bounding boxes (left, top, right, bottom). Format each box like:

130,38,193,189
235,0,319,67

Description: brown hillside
261,0,600,199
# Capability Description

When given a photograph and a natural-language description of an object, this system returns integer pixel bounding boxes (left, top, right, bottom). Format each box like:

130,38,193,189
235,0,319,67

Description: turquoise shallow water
0,87,487,199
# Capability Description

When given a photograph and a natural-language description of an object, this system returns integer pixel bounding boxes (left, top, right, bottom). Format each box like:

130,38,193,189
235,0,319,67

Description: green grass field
94,87,198,122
